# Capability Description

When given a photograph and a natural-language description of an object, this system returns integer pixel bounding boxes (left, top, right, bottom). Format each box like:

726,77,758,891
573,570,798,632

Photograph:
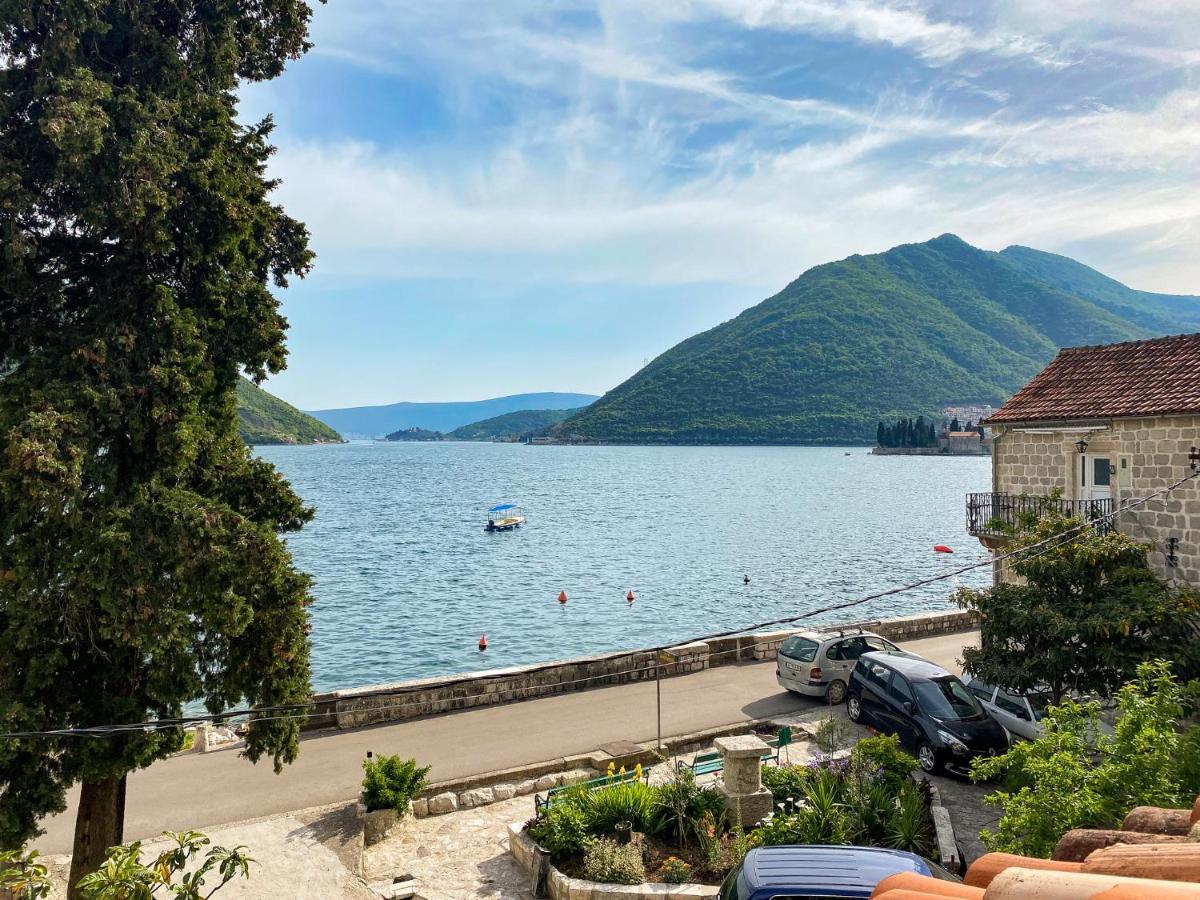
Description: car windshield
779,636,819,662
1027,692,1053,721
914,677,985,721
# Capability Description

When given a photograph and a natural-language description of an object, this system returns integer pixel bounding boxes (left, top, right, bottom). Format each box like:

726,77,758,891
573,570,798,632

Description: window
889,674,915,706
864,662,891,692
780,636,819,662
834,637,869,660
966,678,995,703
1027,692,1052,722
864,636,898,653
913,677,984,721
1093,457,1111,487
995,690,1031,721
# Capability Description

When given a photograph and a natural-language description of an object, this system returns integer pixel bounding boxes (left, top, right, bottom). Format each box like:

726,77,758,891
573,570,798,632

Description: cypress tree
876,422,885,447
0,1,318,890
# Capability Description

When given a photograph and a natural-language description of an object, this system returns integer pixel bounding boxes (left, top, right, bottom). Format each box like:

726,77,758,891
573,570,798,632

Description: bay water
255,442,992,693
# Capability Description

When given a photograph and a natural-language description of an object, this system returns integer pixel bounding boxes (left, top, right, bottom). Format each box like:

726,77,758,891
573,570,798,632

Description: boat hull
485,516,525,532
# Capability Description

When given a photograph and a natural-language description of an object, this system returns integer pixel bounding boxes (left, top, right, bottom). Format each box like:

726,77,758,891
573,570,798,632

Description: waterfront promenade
34,628,977,854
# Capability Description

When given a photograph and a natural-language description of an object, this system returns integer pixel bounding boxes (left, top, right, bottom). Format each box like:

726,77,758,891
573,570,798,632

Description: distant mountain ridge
309,392,599,438
445,407,584,442
236,379,343,445
558,235,1200,445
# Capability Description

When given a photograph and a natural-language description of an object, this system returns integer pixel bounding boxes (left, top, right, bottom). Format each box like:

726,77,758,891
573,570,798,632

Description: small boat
484,502,526,532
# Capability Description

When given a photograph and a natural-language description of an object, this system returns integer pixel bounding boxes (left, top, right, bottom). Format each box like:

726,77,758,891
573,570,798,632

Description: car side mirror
902,701,915,715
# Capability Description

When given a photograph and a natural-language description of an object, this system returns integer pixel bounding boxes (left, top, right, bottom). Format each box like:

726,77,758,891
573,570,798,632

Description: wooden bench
533,767,649,819
683,727,794,778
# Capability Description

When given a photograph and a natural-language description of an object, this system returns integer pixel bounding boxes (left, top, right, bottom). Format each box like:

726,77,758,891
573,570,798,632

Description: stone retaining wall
305,609,978,730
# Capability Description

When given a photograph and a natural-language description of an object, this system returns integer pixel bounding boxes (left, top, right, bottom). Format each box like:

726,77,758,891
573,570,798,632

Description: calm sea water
255,442,992,693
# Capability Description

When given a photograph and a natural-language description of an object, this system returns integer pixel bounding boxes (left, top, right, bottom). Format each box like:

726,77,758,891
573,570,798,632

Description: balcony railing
966,492,1113,538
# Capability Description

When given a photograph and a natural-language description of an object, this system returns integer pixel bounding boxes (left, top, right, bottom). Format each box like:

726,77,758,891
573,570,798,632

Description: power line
1,469,1196,741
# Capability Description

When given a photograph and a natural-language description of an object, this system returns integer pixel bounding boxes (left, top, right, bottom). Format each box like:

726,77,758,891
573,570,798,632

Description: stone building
967,333,1200,585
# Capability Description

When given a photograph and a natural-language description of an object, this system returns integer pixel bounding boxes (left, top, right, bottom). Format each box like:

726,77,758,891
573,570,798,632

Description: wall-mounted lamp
1075,438,1090,455
1190,446,1200,471
1167,537,1180,568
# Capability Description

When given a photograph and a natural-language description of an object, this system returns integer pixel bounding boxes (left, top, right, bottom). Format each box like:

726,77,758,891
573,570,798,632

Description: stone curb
926,782,963,874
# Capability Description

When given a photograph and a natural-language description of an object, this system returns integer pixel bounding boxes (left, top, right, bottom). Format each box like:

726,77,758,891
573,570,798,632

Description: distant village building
968,333,1200,585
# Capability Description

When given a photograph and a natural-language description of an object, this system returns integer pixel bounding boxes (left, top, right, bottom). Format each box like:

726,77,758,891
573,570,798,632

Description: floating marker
558,590,568,604
626,590,635,602
743,574,751,585
934,545,954,554
478,634,488,651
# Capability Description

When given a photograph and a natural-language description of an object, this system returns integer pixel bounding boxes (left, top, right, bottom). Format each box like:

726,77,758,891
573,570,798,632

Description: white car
776,629,902,704
964,677,1052,741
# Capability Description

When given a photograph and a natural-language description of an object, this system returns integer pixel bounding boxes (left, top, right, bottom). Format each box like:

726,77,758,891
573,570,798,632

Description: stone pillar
713,735,773,826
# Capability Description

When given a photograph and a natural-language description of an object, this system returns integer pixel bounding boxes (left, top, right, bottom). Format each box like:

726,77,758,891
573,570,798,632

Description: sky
241,0,1200,409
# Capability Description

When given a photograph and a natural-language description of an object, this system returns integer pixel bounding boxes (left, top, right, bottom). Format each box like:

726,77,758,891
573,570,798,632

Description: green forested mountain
236,379,343,445
447,407,584,441
559,235,1200,445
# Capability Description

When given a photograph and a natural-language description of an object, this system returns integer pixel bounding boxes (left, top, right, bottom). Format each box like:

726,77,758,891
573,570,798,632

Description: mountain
236,379,344,445
308,392,599,439
443,407,585,442
558,234,1200,445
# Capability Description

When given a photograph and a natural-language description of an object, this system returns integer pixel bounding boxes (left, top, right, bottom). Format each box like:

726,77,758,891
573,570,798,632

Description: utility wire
1,469,1196,741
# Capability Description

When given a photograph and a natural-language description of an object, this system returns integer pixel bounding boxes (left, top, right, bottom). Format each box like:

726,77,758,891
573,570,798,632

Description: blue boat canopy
489,503,516,512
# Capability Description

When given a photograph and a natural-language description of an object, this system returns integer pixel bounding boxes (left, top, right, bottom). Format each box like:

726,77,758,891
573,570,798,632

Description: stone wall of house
304,608,978,730
990,416,1200,584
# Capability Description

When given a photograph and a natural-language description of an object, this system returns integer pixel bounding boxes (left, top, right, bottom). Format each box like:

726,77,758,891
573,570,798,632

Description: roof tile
985,333,1200,424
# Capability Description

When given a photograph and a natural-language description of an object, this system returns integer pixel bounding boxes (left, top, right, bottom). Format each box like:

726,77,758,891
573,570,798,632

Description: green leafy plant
74,831,252,899
581,780,657,834
660,855,693,884
849,734,919,789
361,755,430,814
972,660,1195,858
0,848,51,899
651,768,723,846
580,837,645,885
528,788,591,856
886,783,934,857
761,763,812,806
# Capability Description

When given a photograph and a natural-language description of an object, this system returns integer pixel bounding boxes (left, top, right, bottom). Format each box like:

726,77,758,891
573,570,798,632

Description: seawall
304,608,978,730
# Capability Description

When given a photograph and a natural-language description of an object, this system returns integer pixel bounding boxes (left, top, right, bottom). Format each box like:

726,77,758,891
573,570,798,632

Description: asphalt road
34,628,978,854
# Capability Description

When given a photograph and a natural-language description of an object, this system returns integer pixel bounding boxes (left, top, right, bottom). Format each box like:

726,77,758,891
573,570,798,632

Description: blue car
719,846,960,900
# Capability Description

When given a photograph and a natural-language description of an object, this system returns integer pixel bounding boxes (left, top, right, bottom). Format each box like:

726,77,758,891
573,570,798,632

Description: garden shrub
1171,725,1200,797
972,660,1196,858
361,755,430,814
813,715,853,755
849,734,918,788
582,779,657,834
528,789,591,856
651,768,725,844
660,855,692,884
580,837,645,885
75,831,252,899
761,763,812,806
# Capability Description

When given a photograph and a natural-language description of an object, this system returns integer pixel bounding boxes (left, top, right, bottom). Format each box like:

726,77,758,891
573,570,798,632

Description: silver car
964,677,1052,741
776,629,901,704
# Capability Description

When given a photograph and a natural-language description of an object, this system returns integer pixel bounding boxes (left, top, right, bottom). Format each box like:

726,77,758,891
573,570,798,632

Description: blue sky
242,1,1200,408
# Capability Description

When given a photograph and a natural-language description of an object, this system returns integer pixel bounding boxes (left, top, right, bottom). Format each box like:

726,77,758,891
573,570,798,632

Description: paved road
35,629,978,854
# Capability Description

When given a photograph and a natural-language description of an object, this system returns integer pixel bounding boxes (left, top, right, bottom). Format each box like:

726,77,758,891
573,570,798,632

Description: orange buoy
478,634,487,651
934,545,954,554
557,590,568,604
626,590,635,602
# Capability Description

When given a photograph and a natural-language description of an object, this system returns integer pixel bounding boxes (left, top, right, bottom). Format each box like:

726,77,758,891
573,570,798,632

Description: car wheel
918,742,942,774
846,694,863,722
826,679,848,705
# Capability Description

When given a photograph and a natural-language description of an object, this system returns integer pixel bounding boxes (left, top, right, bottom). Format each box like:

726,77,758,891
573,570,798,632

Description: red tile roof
986,333,1200,424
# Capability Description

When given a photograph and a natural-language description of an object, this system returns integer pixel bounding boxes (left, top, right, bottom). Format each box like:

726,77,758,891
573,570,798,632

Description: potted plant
358,754,431,846
614,820,633,845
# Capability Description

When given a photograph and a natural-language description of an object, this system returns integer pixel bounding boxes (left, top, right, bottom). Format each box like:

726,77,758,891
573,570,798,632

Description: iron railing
965,492,1113,538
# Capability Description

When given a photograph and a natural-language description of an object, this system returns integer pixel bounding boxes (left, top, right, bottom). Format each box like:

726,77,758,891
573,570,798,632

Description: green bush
75,831,252,899
651,768,724,844
761,763,812,806
528,789,592,856
660,855,693,884
1172,725,1200,797
849,734,918,788
972,660,1196,858
361,755,430,814
0,848,50,899
580,837,645,885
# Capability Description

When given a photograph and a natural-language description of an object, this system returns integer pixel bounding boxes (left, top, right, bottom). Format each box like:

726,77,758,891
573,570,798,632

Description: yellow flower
634,763,643,780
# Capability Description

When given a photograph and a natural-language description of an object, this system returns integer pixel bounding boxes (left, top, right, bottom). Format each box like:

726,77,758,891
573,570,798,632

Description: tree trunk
67,775,126,898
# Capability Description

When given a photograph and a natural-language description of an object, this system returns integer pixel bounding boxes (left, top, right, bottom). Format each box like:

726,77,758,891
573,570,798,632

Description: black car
846,651,1010,775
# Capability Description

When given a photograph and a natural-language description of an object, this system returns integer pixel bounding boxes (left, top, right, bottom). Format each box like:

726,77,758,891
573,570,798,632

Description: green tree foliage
971,661,1197,858
558,234,1200,445
445,407,583,442
236,379,342,445
0,0,319,887
955,513,1200,702
876,416,938,448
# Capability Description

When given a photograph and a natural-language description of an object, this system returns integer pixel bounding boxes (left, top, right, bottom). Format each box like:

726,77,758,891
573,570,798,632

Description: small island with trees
873,414,989,456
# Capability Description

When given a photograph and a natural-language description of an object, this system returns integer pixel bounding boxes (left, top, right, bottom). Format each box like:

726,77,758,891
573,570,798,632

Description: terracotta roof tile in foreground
985,332,1200,425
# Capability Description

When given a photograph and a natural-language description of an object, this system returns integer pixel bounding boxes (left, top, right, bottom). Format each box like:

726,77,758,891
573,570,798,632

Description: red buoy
626,590,635,602
557,590,568,604
478,634,488,651
934,545,954,554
